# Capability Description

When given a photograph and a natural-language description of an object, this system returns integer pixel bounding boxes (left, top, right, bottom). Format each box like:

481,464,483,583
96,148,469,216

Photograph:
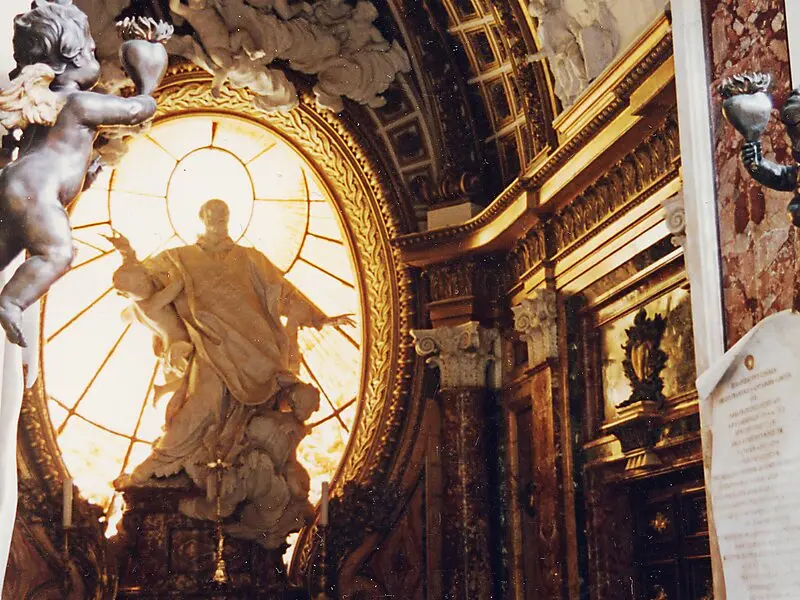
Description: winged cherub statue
0,1,172,347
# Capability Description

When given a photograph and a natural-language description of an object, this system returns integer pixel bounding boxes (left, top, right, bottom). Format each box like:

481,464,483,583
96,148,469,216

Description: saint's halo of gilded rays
42,114,363,542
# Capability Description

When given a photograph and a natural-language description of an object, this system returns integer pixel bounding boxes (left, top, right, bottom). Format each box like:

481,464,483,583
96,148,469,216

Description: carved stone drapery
412,322,500,390
512,290,559,368
661,192,686,249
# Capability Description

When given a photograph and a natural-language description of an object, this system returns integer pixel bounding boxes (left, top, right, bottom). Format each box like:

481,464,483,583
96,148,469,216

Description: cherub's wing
0,64,65,131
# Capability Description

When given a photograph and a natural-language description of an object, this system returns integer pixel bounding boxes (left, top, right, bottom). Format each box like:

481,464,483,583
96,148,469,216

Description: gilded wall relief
601,285,696,422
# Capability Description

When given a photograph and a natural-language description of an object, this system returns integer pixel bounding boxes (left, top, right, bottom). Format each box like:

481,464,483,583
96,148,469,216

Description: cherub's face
58,37,101,90
354,1,378,22
114,269,155,301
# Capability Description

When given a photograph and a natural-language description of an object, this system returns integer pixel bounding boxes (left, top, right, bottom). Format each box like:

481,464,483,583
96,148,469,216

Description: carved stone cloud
77,0,410,113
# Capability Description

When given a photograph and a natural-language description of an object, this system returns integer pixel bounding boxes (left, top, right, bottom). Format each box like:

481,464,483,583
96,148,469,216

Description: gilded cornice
392,17,675,261
548,113,680,257
393,177,529,254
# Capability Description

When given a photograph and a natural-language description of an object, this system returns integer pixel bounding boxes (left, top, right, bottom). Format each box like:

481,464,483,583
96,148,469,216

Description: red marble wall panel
707,0,798,345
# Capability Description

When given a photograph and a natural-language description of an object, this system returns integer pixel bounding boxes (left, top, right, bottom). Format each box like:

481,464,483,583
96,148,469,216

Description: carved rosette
512,290,558,368
660,193,686,248
411,322,500,390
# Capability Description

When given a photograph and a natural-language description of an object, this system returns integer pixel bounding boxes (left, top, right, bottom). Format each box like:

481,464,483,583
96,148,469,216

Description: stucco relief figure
110,200,353,548
0,1,169,347
721,72,800,226
528,0,618,107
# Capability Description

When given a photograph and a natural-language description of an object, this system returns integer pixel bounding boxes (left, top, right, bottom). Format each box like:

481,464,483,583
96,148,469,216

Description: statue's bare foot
0,300,26,347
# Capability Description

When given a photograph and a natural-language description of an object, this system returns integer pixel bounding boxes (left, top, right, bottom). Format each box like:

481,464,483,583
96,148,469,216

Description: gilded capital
512,290,558,368
411,322,500,389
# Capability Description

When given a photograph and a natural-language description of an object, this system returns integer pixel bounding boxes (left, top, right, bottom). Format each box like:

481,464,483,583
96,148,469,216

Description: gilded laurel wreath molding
16,71,418,593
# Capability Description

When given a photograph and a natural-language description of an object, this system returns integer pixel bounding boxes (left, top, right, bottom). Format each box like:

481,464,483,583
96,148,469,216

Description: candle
62,477,73,529
319,481,329,527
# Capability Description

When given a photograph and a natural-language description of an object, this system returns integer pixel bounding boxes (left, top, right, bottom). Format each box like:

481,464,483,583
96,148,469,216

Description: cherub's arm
143,278,185,311
742,141,798,192
68,91,156,129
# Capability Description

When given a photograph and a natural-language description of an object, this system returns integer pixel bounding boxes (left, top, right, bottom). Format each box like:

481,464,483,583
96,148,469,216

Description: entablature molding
393,14,675,267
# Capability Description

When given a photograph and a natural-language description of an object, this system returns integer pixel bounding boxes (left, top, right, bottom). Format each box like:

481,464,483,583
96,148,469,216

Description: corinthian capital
411,322,500,389
512,290,558,368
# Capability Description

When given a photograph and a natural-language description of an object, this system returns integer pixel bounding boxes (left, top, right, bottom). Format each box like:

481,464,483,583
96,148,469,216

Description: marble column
412,322,499,600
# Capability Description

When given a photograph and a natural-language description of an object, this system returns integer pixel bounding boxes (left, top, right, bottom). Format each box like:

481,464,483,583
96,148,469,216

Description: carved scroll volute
411,322,500,390
660,192,686,249
512,289,559,369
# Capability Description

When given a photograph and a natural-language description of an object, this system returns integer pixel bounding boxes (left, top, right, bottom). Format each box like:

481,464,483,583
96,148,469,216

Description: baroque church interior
0,0,793,598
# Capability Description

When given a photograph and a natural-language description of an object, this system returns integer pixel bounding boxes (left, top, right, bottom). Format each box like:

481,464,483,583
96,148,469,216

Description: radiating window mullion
297,256,355,289
118,361,160,478
145,134,181,162
57,323,132,432
307,231,345,246
308,396,357,429
70,250,115,273
73,220,112,231
46,286,115,344
300,356,349,432
244,140,277,165
333,325,360,350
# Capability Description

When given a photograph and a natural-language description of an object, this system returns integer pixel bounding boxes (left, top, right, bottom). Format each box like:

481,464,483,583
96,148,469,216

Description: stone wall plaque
697,310,800,599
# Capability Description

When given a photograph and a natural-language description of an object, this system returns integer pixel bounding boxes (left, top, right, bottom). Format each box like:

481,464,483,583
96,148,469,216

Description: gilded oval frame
18,71,418,593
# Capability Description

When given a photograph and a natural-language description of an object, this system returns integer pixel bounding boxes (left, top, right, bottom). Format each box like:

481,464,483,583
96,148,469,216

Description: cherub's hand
102,230,137,262
323,313,356,328
742,141,762,173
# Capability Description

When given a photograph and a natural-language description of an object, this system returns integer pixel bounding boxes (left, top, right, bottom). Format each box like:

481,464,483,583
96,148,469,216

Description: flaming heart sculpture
720,72,773,142
116,17,174,96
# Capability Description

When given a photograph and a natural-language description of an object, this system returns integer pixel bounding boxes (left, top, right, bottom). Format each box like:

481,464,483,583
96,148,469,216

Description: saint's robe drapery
126,236,321,545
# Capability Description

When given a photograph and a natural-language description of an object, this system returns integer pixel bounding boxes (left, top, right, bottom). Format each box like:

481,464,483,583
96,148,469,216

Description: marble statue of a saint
110,199,351,548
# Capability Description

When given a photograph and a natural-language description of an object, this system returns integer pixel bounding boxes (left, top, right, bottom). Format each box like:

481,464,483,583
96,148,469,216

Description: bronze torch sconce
720,72,800,225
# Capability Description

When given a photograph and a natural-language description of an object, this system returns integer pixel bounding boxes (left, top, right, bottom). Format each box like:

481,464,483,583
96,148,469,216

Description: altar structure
3,0,799,599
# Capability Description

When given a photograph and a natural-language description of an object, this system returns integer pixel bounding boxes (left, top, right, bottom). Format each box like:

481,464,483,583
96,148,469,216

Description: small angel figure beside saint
0,0,172,347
